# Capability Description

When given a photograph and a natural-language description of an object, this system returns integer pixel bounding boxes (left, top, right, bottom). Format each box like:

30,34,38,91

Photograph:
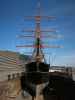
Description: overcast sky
0,0,75,66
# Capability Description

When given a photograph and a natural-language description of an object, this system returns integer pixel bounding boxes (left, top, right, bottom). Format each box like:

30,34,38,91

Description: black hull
20,62,75,100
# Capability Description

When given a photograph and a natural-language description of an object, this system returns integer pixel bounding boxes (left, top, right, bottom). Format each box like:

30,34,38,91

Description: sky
0,0,75,66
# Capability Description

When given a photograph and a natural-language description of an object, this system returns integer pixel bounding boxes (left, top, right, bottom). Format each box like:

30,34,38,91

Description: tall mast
34,1,42,59
16,0,63,62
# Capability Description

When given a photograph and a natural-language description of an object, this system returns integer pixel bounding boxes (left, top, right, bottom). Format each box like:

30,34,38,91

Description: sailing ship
17,1,75,100
0,1,75,100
